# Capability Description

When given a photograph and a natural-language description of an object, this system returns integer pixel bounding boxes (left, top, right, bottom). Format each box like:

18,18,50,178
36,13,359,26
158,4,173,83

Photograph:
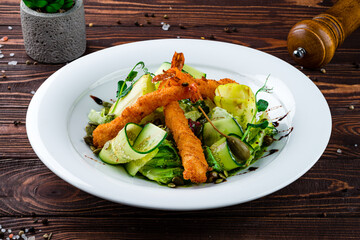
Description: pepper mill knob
287,0,360,68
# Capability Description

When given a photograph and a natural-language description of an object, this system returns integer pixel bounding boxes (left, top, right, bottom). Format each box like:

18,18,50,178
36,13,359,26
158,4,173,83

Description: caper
84,136,94,146
215,178,224,184
263,135,275,146
92,148,102,155
227,136,251,161
172,176,184,186
168,183,176,188
219,173,226,179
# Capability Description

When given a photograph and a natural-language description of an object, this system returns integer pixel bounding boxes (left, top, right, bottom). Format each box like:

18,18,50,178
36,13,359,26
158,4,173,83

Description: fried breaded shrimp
154,67,237,100
164,101,209,183
93,85,196,148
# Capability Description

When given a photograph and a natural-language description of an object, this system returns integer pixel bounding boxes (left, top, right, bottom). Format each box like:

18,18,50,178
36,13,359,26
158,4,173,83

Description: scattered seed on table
163,14,168,19
1,36,8,41
179,24,185,29
355,144,358,147
224,27,231,33
9,233,13,239
89,23,94,27
7,86,11,90
8,61,17,65
0,44,3,48
1,228,6,233
144,13,149,17
8,229,12,233
8,26,13,30
162,23,170,31
349,105,354,110
26,60,31,65
151,13,155,17
231,27,237,32
33,61,38,65
177,36,180,38
9,53,14,57
337,149,342,154
139,23,143,27
201,37,205,39
33,219,38,223
209,35,215,40
42,219,49,225
320,68,326,74
116,20,121,24
43,233,48,239
18,231,24,236
134,21,140,26
147,20,151,24
31,90,36,94
300,66,304,70
48,232,53,240
0,54,4,58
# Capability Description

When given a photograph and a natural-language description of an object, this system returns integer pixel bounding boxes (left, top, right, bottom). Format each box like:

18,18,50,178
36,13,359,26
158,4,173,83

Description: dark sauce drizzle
90,95,103,105
277,127,294,141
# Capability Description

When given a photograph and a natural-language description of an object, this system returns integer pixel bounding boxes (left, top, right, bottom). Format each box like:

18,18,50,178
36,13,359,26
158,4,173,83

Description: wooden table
1,0,359,239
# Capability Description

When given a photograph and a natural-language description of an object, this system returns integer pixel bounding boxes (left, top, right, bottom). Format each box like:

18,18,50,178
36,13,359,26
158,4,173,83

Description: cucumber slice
154,62,206,79
210,137,248,171
203,117,243,146
125,149,159,176
99,141,119,164
99,123,167,164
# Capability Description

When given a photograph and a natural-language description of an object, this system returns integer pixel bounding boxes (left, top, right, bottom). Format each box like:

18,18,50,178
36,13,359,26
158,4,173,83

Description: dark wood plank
0,217,359,240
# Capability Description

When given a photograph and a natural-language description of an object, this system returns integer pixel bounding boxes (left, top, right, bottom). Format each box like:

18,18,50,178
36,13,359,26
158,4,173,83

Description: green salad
84,60,278,187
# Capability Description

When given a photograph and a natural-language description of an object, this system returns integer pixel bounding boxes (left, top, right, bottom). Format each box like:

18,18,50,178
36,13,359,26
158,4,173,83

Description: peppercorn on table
0,0,360,239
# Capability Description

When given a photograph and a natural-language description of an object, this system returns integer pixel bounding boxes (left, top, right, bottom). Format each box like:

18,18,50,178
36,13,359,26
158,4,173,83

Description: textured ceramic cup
20,0,86,63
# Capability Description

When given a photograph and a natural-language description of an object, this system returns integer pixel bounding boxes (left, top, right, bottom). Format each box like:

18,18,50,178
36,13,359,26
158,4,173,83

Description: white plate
26,39,331,210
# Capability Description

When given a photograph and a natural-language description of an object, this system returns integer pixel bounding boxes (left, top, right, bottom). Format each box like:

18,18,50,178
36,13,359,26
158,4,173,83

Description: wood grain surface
0,0,360,239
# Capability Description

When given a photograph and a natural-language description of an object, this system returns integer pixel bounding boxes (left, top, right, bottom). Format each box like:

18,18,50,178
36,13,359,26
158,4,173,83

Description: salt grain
337,149,342,154
7,230,11,233
31,90,36,94
162,23,170,31
9,53,14,57
0,54,4,59
1,229,5,233
8,61,17,65
8,26,12,30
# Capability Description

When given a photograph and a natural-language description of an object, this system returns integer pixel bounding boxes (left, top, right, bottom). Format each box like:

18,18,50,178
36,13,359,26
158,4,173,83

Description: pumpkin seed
219,173,226,179
84,136,93,146
93,148,102,155
215,178,224,184
168,183,176,188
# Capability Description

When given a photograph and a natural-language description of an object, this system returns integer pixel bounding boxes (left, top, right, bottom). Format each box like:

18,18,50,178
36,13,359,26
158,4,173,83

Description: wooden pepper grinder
287,0,360,68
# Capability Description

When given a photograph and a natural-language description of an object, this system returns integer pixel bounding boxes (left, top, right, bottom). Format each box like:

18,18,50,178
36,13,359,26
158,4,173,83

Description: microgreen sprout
241,75,272,142
111,61,152,114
